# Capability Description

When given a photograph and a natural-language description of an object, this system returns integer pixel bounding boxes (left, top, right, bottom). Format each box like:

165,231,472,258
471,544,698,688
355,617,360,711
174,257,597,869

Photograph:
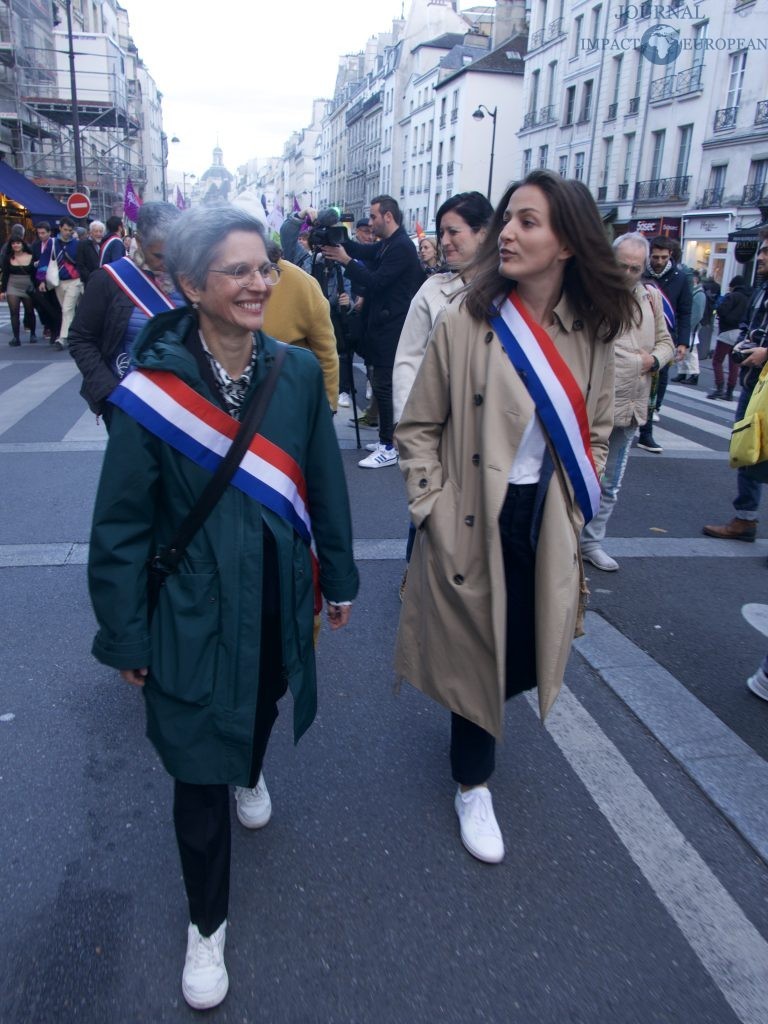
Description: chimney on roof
492,0,528,48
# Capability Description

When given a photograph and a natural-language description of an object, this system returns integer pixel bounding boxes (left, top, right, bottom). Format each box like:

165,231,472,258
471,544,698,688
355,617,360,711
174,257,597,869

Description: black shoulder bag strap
148,345,287,611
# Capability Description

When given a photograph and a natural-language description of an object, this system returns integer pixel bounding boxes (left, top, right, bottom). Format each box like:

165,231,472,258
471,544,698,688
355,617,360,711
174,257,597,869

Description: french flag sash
490,291,601,524
102,257,178,318
645,282,675,335
109,369,312,546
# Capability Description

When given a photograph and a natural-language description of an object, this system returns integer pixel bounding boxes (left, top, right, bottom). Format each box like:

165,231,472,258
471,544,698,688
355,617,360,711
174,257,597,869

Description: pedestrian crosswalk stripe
0,363,80,436
63,409,107,442
658,405,732,440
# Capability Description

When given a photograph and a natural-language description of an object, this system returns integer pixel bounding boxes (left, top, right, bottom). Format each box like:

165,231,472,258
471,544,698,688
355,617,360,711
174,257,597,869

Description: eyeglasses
208,262,281,288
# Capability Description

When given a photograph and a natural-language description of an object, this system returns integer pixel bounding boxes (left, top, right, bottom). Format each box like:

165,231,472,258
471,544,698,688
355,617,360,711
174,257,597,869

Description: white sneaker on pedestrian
746,666,768,701
582,548,619,572
338,392,351,408
652,410,660,423
358,445,398,468
366,381,372,400
454,786,504,864
235,773,272,829
365,441,380,452
182,920,228,1010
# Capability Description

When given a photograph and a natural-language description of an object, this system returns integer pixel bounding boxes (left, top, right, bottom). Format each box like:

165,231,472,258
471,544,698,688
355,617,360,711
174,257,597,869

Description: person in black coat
76,220,105,286
322,195,425,467
707,275,754,400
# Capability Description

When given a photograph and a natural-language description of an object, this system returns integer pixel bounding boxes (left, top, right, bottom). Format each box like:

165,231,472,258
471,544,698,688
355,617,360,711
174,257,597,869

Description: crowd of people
4,175,766,1011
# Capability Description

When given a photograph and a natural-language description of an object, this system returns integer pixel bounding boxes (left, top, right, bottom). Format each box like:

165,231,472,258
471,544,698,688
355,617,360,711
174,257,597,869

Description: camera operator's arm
280,208,317,266
741,347,768,368
325,240,407,294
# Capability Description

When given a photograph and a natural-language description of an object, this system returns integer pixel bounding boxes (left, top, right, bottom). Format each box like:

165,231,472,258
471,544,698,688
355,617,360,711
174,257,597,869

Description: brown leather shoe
702,517,757,542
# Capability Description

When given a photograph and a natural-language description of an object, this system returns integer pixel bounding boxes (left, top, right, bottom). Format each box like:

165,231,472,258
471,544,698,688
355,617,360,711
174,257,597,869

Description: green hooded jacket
88,307,359,785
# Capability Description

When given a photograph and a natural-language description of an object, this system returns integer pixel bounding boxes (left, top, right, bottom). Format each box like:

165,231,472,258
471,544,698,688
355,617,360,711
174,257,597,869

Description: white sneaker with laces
235,773,272,829
182,920,228,1010
365,441,381,452
652,410,660,423
366,381,373,400
358,445,398,469
338,392,351,408
582,548,619,572
747,666,768,701
454,786,504,864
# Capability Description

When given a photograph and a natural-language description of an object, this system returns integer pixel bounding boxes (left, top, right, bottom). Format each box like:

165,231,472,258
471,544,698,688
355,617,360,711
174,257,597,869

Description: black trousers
450,484,538,787
172,532,286,937
371,365,394,445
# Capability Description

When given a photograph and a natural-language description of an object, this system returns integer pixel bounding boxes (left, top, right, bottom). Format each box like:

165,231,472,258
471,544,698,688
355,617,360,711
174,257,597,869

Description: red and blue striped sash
109,369,312,545
645,282,675,335
490,291,601,524
102,257,178,318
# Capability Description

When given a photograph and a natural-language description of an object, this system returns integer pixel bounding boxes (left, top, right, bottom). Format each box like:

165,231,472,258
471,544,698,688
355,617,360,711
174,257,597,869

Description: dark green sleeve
89,407,161,669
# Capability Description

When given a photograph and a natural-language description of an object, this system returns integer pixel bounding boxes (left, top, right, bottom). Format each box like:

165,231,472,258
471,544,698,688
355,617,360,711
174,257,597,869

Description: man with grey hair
77,220,105,286
69,202,184,424
580,232,675,571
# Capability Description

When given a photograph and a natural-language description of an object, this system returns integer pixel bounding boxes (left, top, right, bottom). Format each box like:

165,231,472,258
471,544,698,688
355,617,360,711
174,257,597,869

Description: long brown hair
464,170,637,342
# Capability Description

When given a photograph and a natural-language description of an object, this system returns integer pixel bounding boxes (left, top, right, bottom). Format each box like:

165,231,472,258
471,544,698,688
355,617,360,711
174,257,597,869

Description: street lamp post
63,0,84,191
472,105,498,202
182,172,196,206
160,134,180,201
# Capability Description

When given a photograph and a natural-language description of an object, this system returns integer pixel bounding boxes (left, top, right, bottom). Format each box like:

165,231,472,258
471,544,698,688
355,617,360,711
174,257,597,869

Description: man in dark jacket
323,195,425,467
706,275,753,400
637,235,692,451
100,216,126,265
76,220,104,285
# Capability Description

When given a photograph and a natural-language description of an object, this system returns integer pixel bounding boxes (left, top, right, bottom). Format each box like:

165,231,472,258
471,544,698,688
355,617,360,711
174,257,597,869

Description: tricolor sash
103,257,178,318
490,291,601,524
109,369,312,545
645,282,675,335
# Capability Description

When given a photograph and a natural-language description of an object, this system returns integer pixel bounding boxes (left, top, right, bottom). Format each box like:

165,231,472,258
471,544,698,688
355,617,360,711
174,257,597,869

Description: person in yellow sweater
263,247,339,411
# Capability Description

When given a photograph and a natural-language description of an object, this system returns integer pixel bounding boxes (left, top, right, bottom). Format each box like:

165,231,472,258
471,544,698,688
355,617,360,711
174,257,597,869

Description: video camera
308,208,349,250
732,328,768,364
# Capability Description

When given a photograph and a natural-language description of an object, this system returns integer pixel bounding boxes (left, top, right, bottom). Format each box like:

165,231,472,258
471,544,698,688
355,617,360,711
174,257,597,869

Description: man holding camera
323,195,424,468
703,232,768,541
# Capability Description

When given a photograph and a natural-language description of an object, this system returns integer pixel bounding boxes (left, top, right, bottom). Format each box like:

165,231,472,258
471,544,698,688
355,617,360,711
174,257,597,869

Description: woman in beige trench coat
394,170,638,864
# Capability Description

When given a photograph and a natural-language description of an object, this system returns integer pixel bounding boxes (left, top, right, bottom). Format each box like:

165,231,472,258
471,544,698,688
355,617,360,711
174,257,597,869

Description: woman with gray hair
87,203,358,1009
69,202,184,424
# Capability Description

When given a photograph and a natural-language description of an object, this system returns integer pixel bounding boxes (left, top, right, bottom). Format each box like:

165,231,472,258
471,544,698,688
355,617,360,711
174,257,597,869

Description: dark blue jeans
733,382,762,519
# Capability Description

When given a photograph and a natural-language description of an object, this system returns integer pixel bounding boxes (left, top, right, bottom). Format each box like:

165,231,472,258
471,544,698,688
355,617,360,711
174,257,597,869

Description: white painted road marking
742,603,768,639
0,363,80,436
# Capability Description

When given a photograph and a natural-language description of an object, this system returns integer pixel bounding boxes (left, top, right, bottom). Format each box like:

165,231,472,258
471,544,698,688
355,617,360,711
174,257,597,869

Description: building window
579,80,594,122
572,15,583,57
623,133,635,185
650,129,665,179
676,124,693,180
564,86,576,125
726,51,747,110
591,3,602,38
538,145,549,168
547,61,558,109
523,149,532,175
612,55,623,107
558,155,568,177
529,69,541,115
692,20,708,68
601,137,613,187
574,152,585,180
749,159,768,187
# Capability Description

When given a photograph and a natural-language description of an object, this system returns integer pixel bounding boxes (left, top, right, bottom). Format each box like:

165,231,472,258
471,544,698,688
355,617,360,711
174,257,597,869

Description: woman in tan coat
394,170,637,864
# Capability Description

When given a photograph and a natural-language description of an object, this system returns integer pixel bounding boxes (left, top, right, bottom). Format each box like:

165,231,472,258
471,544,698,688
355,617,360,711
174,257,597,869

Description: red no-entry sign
67,192,91,219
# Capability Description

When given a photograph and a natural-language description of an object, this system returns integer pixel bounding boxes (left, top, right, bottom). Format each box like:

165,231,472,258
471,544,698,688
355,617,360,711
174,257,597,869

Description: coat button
453,574,464,585
573,319,583,330
473,393,483,406
464,515,474,526
484,331,494,344
419,478,428,488
472,453,480,466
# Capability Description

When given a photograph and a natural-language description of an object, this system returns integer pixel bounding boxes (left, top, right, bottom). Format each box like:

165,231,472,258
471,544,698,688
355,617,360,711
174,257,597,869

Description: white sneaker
358,445,398,468
366,381,372,400
338,392,351,408
747,666,768,701
652,410,660,423
365,441,380,452
582,548,619,572
182,920,228,1010
235,773,272,829
454,786,504,864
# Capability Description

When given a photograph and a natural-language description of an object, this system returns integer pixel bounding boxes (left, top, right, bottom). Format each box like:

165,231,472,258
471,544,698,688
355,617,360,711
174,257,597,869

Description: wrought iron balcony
714,106,738,131
742,183,767,206
649,75,676,103
676,66,703,96
701,187,724,207
523,111,537,130
756,100,768,126
547,17,564,40
634,176,691,201
530,28,544,48
618,183,629,200
538,105,557,124
606,102,618,120
628,96,640,114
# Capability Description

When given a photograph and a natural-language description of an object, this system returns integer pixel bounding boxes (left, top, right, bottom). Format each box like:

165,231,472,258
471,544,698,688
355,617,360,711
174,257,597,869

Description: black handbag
147,345,287,620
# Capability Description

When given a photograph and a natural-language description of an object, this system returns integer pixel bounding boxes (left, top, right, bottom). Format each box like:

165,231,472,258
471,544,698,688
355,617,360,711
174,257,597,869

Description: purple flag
292,196,301,214
124,178,141,222
175,186,186,210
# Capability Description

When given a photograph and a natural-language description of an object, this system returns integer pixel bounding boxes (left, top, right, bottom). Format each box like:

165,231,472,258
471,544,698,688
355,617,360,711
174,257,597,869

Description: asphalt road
1,338,767,1024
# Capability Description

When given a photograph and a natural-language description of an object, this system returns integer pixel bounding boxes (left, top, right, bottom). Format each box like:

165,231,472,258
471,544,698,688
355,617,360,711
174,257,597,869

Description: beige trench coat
394,295,615,738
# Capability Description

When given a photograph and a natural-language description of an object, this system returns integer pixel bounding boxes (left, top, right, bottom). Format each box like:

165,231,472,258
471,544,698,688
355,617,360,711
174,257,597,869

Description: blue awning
0,161,68,220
